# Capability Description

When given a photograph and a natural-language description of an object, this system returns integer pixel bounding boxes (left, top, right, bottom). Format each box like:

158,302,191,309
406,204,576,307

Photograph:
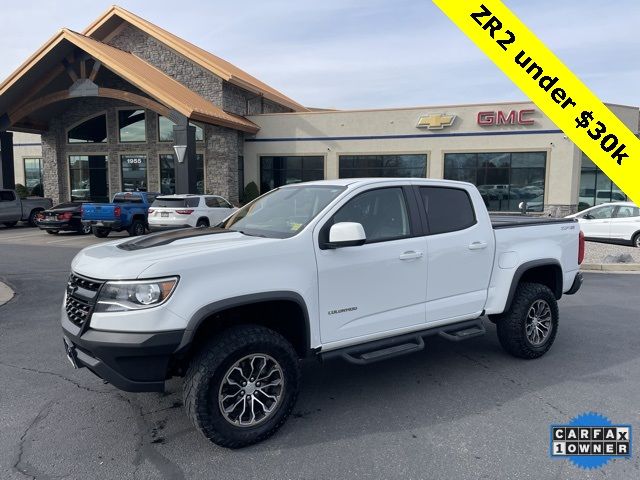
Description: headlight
95,277,178,313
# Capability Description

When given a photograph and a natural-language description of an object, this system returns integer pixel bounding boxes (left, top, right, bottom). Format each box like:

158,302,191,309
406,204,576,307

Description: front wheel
183,325,300,448
93,227,110,238
79,224,92,235
633,232,640,248
495,282,559,359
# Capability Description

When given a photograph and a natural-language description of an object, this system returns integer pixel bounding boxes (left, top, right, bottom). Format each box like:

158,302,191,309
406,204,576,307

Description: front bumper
61,313,184,392
565,271,583,295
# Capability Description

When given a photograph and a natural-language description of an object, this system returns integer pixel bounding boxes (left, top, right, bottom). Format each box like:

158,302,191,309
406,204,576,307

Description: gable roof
0,29,259,133
84,5,308,112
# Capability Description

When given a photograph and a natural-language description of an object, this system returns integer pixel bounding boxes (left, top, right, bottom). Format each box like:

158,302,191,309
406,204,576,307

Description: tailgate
81,203,117,221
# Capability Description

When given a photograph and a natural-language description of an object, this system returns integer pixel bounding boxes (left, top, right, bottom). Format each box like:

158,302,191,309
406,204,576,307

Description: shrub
30,183,44,197
241,181,259,205
14,184,29,199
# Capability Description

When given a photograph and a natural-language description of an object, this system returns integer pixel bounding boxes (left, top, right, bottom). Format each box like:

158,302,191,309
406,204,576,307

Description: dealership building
0,6,637,215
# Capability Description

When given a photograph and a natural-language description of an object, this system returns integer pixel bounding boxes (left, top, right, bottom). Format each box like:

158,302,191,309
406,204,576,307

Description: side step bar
321,318,486,365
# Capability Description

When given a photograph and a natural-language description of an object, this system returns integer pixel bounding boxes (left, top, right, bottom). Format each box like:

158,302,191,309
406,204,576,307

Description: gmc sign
477,109,534,126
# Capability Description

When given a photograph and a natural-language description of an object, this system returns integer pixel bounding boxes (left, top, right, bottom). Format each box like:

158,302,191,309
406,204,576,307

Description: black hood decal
117,227,231,251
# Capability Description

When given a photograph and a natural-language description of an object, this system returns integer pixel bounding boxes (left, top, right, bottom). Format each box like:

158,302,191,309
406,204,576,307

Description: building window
121,155,147,191
158,116,204,142
444,151,546,212
579,153,628,210
69,155,109,202
260,156,324,193
68,114,107,143
238,156,244,200
339,154,427,178
118,109,146,143
159,153,204,194
23,158,43,196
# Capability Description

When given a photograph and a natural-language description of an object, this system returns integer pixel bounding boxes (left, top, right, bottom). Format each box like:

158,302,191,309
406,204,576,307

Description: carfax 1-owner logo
550,412,632,470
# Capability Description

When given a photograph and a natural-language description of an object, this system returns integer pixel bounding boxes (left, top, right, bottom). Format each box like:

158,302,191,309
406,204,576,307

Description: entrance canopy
0,29,259,133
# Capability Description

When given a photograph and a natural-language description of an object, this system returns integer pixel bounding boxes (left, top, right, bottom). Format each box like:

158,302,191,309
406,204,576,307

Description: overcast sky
1,0,638,109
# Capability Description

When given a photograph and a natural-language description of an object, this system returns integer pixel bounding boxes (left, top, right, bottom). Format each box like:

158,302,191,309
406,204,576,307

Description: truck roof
281,178,475,189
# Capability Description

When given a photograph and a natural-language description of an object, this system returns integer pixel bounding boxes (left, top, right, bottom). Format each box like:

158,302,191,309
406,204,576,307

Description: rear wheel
28,209,42,227
128,219,145,236
196,218,209,228
46,230,59,235
93,227,110,238
3,221,17,228
495,282,559,359
184,325,300,448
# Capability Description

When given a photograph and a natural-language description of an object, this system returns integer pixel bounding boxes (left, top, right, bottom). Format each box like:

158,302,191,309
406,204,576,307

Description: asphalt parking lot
1,225,639,479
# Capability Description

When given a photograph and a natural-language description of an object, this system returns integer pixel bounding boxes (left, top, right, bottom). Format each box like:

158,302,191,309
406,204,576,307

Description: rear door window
205,197,222,208
0,191,16,201
419,187,476,234
615,206,640,218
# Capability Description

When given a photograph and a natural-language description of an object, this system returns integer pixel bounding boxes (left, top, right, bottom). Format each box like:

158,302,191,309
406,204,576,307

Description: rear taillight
57,212,73,221
175,209,194,215
578,230,585,265
148,208,155,213
114,206,121,217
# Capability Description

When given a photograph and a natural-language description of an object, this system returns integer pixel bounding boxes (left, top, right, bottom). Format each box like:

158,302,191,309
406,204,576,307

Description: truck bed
490,214,576,229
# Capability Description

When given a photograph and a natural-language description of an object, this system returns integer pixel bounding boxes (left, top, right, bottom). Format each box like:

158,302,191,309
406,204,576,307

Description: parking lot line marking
0,232,49,241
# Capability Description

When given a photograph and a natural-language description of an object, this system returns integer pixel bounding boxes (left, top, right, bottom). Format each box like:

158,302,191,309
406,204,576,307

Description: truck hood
71,228,270,280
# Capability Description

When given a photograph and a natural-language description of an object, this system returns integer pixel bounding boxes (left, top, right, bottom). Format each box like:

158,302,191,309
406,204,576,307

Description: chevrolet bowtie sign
416,113,456,129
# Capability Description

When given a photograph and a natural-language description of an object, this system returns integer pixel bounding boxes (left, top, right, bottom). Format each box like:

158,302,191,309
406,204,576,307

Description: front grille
65,273,104,328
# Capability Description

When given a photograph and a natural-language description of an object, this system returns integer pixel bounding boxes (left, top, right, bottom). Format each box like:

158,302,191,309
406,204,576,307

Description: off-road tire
183,325,300,449
93,227,110,238
495,282,559,359
128,220,145,236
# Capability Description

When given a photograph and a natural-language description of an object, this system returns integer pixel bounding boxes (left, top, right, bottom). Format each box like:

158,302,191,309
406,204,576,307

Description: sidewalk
0,281,14,306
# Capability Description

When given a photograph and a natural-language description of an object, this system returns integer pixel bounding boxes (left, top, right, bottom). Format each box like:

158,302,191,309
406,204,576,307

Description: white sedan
148,194,237,231
566,201,640,247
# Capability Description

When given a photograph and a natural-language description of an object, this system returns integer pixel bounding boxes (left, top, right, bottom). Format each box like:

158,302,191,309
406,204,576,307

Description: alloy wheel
525,299,552,346
218,354,285,427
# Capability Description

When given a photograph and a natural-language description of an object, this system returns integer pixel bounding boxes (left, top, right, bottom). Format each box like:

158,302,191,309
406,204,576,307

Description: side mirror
325,222,366,248
518,201,528,214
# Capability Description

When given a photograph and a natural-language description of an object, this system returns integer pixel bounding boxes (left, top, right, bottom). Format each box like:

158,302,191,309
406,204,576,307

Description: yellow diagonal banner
433,0,640,206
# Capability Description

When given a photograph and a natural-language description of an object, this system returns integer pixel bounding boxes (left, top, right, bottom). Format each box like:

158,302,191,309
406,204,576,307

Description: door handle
399,250,423,261
468,241,488,250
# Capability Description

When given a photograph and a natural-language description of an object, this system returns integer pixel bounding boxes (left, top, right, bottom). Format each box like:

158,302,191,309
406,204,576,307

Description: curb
581,263,640,272
0,281,14,306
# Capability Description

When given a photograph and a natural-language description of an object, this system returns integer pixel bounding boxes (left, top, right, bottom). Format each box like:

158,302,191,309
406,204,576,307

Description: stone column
173,121,197,194
0,132,16,190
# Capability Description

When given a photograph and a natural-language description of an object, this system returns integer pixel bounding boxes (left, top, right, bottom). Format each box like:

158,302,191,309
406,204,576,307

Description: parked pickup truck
0,188,52,227
81,191,159,238
61,179,583,448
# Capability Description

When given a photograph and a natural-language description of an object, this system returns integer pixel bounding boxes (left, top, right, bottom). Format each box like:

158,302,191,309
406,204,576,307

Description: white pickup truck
61,179,583,448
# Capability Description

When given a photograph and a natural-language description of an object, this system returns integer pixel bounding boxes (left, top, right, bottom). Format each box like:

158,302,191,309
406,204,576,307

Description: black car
36,202,92,234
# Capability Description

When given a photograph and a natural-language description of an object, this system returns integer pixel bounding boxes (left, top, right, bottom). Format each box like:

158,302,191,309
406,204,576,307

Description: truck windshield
221,185,345,238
